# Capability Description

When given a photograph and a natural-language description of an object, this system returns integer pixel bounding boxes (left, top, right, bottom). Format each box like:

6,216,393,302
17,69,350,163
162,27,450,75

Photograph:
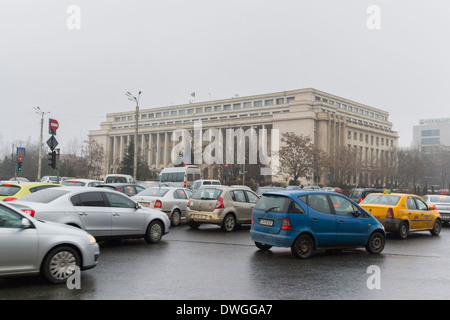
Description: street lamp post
34,106,50,181
125,91,141,179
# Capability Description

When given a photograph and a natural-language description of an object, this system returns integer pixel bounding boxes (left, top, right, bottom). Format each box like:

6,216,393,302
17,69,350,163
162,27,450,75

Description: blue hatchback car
250,191,385,259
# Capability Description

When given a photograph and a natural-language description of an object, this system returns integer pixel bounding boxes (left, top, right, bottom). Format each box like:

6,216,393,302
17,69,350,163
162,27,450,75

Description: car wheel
398,221,409,239
42,246,80,284
255,242,272,251
291,234,314,259
365,231,385,254
221,214,236,232
144,220,164,243
430,219,441,236
171,209,181,226
188,220,201,229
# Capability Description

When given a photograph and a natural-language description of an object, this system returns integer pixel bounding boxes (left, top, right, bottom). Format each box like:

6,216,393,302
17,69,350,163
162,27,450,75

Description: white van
104,174,135,184
158,165,201,188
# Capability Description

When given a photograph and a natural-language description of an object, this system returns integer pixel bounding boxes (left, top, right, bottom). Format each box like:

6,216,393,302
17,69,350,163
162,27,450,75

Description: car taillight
281,217,292,231
429,205,437,210
3,197,17,202
154,200,162,208
386,208,394,219
184,181,186,188
187,198,190,207
21,209,35,217
215,197,224,209
359,198,363,203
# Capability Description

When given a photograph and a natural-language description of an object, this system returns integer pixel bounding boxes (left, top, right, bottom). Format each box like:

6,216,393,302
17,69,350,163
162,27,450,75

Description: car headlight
87,233,97,245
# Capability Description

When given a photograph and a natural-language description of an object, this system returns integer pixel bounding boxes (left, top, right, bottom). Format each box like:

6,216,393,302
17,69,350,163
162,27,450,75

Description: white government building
89,88,398,185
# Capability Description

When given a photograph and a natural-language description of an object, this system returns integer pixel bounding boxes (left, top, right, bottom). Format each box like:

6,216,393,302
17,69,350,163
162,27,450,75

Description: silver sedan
10,187,170,243
0,202,99,284
423,194,450,223
131,187,193,226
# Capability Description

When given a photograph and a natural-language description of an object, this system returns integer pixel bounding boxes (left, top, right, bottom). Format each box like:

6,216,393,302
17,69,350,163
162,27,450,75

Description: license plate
260,219,274,226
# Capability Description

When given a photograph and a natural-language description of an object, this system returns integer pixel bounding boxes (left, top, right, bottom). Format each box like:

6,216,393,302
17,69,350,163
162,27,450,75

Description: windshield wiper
265,206,279,213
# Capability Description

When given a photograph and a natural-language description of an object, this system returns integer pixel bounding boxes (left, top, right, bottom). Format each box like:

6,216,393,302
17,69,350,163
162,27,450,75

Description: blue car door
305,194,337,247
329,195,369,246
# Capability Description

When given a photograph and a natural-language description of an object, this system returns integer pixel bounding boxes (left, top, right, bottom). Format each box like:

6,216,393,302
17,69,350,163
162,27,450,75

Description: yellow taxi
0,182,62,202
360,193,441,239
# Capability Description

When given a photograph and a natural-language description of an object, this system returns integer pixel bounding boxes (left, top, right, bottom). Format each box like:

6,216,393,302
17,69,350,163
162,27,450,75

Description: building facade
89,88,398,186
412,118,450,153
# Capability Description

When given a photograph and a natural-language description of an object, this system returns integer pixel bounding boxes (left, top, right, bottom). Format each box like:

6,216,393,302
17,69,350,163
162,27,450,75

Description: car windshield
137,188,170,197
0,185,21,196
19,188,70,203
105,176,127,183
429,195,450,203
361,194,401,205
191,188,222,200
254,195,287,212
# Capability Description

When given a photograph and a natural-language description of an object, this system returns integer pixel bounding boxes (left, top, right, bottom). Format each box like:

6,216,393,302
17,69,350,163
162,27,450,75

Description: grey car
10,187,170,243
186,186,259,232
0,202,99,284
423,194,450,223
131,187,193,226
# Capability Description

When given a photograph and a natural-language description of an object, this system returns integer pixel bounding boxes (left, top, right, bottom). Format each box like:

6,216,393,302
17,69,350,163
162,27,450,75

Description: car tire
430,219,441,236
144,220,164,243
42,246,80,284
255,242,272,251
365,231,385,254
221,214,236,232
291,234,314,259
188,220,201,229
398,221,409,239
171,209,181,226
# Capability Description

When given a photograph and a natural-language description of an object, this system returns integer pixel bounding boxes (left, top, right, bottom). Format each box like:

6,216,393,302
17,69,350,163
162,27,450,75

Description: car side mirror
21,218,32,229
135,202,142,210
353,210,361,217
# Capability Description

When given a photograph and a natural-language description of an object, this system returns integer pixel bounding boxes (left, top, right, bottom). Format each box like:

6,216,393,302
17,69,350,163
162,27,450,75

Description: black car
96,183,145,197
349,187,384,203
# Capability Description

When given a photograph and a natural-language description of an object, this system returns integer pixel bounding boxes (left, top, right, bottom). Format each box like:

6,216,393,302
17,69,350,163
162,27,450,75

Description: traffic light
48,151,57,169
17,160,22,172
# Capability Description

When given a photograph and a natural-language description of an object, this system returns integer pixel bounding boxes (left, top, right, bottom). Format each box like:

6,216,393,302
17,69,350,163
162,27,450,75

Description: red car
439,189,449,195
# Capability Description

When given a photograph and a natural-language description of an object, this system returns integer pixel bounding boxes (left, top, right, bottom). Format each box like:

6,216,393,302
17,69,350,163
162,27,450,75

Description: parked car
255,186,284,196
96,183,145,197
302,185,321,191
104,174,135,184
0,202,99,284
136,181,161,189
40,176,59,183
250,190,386,259
423,194,450,224
9,187,170,243
62,179,104,187
348,187,384,203
321,187,335,192
186,186,259,232
439,189,449,195
191,179,221,190
0,182,62,202
132,187,193,226
360,193,441,239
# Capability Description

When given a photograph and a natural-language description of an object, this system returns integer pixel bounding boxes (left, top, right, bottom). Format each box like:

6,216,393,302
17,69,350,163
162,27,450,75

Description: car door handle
78,212,88,216
338,221,344,224
112,212,120,217
310,219,319,222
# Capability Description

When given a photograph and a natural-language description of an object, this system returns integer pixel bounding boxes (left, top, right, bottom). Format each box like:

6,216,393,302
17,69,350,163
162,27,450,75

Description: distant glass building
413,118,450,153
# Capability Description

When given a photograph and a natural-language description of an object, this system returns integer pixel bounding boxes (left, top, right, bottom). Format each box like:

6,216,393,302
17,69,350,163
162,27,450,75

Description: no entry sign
49,118,59,134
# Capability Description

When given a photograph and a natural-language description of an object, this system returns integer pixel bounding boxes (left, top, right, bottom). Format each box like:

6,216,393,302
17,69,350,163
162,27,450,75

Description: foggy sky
1,0,449,156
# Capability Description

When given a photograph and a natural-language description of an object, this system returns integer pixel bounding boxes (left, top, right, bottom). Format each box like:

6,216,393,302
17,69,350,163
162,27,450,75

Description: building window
171,111,177,116
196,107,203,113
243,102,251,108
421,129,440,137
179,109,186,115
163,111,169,117
223,104,231,111
214,105,221,111
287,96,295,103
155,112,161,118
422,137,440,145
264,99,273,106
187,108,194,114
348,131,351,139
233,103,241,110
205,106,212,112
276,98,284,105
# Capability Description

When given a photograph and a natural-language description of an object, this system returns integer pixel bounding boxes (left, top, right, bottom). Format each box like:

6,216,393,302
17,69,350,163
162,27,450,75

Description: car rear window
19,188,70,203
429,195,450,203
138,188,170,197
62,180,85,186
105,176,127,183
191,188,222,200
0,185,21,196
254,195,288,212
361,194,401,205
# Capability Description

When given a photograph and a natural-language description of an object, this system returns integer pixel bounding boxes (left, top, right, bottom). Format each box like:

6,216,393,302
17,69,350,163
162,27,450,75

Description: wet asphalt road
1,222,450,300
